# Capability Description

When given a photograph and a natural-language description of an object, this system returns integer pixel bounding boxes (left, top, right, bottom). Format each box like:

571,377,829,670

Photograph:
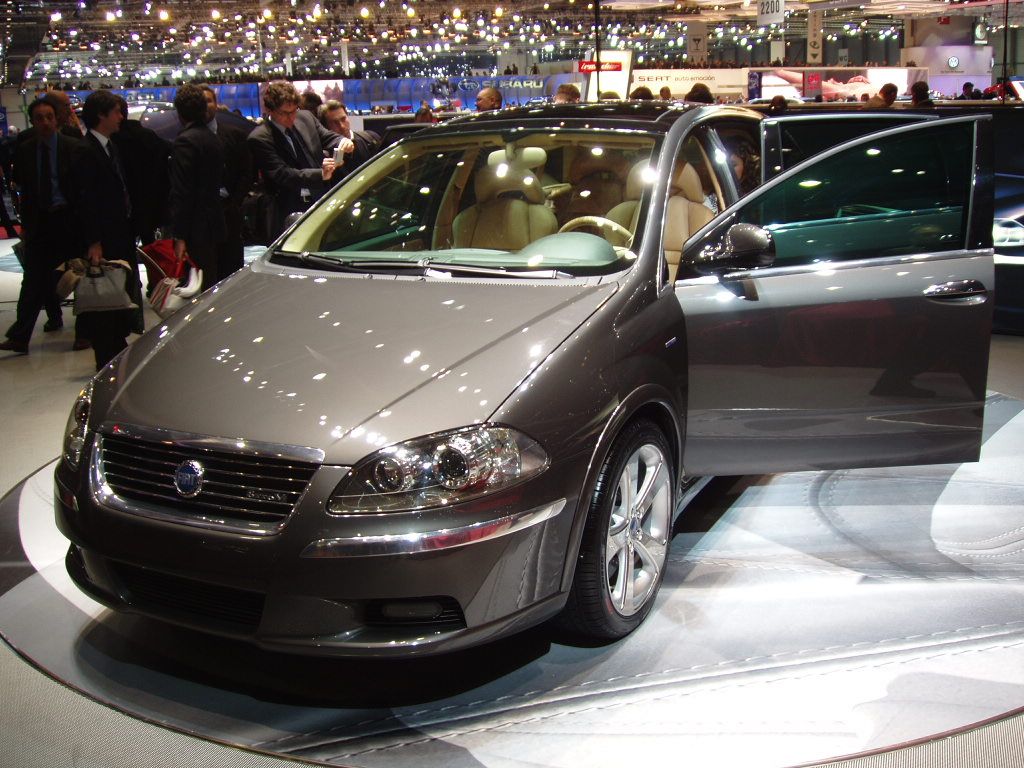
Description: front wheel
560,419,674,641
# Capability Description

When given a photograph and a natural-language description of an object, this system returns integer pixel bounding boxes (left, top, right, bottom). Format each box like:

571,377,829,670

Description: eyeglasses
275,106,299,117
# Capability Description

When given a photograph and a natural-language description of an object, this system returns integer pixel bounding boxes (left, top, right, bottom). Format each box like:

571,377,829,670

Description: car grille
112,561,265,632
98,433,319,532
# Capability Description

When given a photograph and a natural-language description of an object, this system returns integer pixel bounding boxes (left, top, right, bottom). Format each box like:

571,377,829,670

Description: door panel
676,116,993,476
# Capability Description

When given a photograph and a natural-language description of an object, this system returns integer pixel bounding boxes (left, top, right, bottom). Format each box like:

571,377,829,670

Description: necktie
107,140,132,217
39,142,54,211
286,127,311,169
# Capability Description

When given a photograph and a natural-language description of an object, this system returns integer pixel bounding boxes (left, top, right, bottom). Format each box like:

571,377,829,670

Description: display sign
688,22,707,64
806,10,824,66
62,85,262,119
579,61,622,73
757,0,785,26
631,68,750,98
747,71,762,101
584,50,633,101
803,71,822,99
751,67,928,102
335,74,571,110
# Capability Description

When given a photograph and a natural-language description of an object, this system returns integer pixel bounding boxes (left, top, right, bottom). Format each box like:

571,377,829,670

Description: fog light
379,600,444,621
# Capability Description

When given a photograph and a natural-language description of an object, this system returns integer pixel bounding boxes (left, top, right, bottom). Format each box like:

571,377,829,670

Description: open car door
675,115,994,476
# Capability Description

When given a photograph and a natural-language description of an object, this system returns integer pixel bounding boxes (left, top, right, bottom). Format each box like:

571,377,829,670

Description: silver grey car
55,102,994,655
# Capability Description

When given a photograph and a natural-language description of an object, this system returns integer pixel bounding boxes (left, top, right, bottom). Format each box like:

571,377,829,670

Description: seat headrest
671,163,705,204
624,160,651,201
488,147,547,171
569,151,629,185
475,163,546,204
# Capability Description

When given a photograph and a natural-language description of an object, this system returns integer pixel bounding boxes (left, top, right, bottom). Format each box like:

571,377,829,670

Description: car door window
765,114,934,180
707,121,762,199
663,135,720,281
733,120,974,267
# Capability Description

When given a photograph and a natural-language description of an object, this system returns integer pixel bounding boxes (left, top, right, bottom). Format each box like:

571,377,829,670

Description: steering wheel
558,216,633,240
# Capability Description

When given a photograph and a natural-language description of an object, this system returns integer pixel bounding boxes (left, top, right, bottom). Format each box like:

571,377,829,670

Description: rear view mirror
694,223,776,274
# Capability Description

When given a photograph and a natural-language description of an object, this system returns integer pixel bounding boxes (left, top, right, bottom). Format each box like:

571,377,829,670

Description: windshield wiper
428,263,573,279
274,251,571,279
269,249,364,272
350,260,572,279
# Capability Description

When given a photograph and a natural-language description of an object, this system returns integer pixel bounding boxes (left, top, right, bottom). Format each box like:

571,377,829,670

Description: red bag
139,241,203,319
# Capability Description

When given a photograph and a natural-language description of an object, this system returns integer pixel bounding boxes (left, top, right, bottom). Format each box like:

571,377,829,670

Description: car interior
286,132,660,268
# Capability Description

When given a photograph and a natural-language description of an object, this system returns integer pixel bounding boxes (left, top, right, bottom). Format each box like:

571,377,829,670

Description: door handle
923,280,988,302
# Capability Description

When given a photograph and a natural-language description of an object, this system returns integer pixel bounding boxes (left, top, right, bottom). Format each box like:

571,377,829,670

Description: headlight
328,425,549,514
62,381,94,469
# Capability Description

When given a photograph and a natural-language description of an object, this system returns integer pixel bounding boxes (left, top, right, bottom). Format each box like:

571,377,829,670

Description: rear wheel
560,419,674,640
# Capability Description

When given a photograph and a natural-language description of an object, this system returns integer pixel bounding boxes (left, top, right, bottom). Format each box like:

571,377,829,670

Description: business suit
247,109,341,239
213,113,254,277
77,129,139,368
334,129,380,181
167,122,227,290
4,132,84,346
111,118,171,244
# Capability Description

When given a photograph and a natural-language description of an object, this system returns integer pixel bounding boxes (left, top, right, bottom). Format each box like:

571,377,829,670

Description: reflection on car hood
105,266,618,465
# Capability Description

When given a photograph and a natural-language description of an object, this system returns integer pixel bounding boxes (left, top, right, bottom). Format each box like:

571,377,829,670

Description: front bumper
54,447,579,657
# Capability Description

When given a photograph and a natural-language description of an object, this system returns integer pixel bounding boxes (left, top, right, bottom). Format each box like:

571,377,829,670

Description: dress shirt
38,137,68,209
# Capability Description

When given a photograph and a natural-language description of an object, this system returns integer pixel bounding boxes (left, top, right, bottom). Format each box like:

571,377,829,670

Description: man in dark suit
1,95,83,356
201,85,254,279
167,84,226,292
319,100,379,178
12,90,87,343
247,80,344,240
76,89,138,370
111,95,171,247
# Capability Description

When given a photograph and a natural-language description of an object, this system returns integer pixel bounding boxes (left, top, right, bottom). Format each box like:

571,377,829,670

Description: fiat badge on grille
173,460,205,498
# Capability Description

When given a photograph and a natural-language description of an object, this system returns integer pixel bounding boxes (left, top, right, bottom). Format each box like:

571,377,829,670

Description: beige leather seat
664,163,715,281
603,159,650,246
452,149,558,250
563,151,630,220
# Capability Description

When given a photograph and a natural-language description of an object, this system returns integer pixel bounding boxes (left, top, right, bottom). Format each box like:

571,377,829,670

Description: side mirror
693,223,775,274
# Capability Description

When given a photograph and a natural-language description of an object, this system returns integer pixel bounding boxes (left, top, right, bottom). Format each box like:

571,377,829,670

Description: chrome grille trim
91,427,324,536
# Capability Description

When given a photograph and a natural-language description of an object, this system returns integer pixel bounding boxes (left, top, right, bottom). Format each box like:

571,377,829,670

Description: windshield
278,129,660,277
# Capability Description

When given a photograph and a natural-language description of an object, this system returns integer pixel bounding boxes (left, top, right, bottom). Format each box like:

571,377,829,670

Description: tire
560,419,675,641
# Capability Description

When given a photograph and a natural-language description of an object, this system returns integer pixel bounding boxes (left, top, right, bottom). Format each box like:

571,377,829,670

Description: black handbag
73,260,137,315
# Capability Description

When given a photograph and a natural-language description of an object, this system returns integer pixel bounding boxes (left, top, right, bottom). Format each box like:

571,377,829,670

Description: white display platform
1,393,1022,768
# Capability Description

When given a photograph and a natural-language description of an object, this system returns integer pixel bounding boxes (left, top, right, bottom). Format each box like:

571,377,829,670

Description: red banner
579,61,622,73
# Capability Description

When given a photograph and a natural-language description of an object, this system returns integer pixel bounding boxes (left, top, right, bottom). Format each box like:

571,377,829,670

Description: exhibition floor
2,261,1024,768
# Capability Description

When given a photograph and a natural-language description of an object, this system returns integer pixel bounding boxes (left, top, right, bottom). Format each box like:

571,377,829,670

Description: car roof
425,100,727,137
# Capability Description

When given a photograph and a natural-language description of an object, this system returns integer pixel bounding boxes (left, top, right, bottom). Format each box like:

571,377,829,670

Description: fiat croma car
56,102,994,655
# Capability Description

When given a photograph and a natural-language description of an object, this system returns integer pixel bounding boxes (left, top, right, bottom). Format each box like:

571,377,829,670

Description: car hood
102,264,618,465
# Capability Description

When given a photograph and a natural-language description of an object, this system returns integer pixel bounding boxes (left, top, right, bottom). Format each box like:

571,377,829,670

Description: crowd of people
0,79,383,368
